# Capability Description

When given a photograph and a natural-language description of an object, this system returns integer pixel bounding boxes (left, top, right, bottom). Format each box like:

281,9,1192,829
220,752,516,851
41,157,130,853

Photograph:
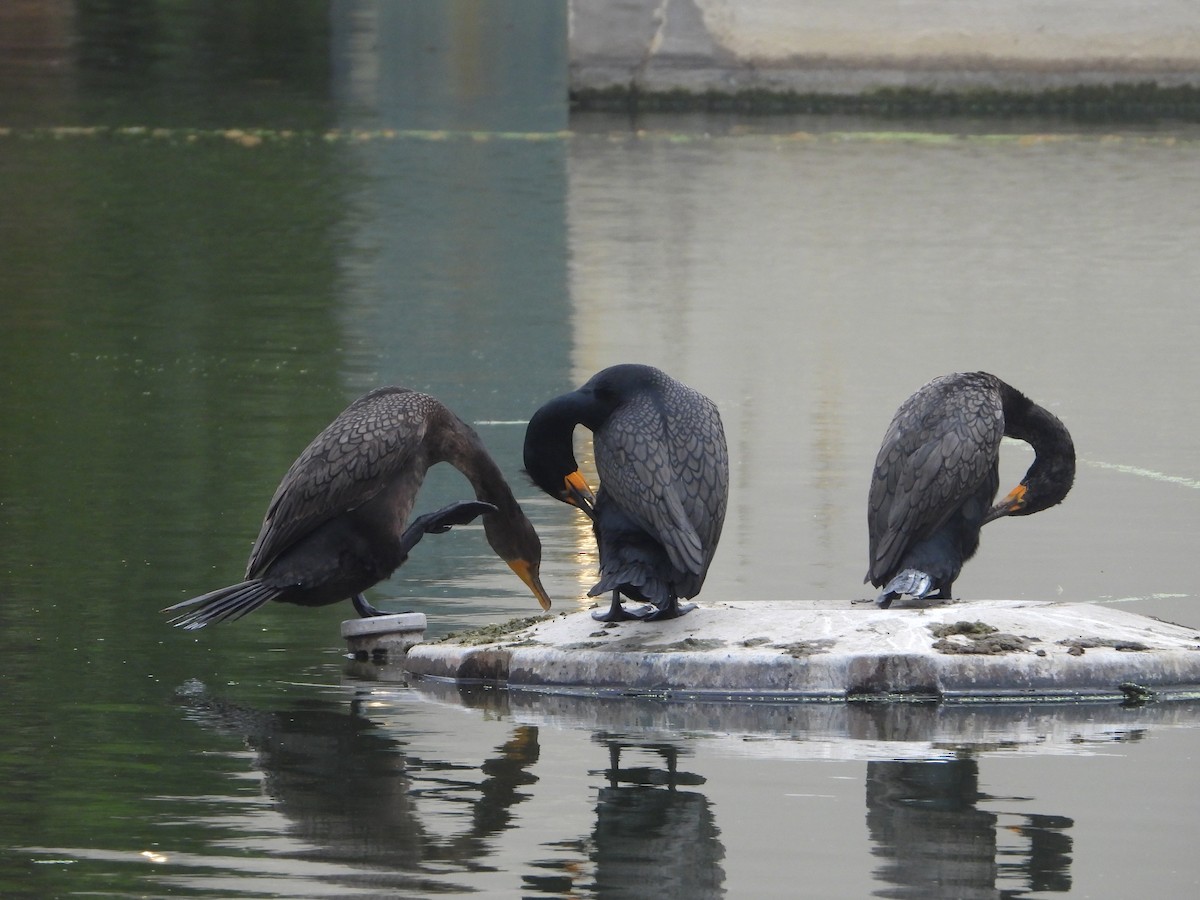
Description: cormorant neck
523,395,585,500
997,380,1076,516
432,408,551,610
436,413,521,513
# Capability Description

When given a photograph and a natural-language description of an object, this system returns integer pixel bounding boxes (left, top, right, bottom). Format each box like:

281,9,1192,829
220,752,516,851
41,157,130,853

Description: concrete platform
342,612,427,660
401,601,1200,704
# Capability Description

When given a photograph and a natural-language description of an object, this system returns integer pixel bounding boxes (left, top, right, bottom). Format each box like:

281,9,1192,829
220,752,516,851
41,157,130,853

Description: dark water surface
3,3,1200,898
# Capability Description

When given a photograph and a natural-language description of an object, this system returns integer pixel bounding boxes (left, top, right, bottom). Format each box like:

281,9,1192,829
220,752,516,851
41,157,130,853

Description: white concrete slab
342,612,427,659
402,601,1200,703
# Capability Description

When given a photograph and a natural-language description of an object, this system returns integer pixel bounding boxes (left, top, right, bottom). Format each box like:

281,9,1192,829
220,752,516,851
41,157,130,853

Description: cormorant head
482,502,553,611
524,365,666,513
985,401,1076,523
523,395,596,516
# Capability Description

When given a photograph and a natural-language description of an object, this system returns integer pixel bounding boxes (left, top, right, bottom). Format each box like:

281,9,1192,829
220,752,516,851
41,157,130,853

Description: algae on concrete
436,614,555,646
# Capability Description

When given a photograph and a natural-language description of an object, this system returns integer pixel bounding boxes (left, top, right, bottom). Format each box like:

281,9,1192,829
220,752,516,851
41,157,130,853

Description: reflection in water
415,679,1113,898
175,683,540,890
587,739,725,899
0,0,335,128
866,756,1072,899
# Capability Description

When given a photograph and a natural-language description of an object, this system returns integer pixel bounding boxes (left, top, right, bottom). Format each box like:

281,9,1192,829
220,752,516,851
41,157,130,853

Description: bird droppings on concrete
930,621,999,639
928,620,1038,655
933,633,1036,655
772,639,837,658
645,638,727,653
1058,636,1151,654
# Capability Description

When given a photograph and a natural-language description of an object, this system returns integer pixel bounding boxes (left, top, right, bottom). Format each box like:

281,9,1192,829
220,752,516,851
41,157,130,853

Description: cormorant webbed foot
416,500,498,534
396,501,498,558
642,599,697,621
590,592,653,622
591,604,654,622
357,502,497,619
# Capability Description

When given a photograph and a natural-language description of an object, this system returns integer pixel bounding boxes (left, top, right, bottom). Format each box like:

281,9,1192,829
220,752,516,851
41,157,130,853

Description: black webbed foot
397,500,497,558
591,605,653,622
353,503,497,620
642,599,697,622
415,500,498,534
590,591,652,622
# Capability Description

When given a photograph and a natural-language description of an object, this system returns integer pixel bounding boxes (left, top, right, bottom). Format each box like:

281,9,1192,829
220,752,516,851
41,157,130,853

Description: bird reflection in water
866,755,1073,898
174,684,540,886
586,738,725,899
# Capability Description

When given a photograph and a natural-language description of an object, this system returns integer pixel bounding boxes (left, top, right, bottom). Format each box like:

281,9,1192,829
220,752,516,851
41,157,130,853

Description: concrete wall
569,0,1200,95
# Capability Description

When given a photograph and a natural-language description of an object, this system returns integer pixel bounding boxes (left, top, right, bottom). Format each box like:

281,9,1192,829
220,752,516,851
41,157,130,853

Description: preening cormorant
165,387,551,629
866,372,1075,608
524,364,729,622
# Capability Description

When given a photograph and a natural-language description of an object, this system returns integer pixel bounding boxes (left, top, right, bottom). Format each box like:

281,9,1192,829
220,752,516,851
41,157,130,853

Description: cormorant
165,387,551,628
524,364,728,622
867,372,1075,608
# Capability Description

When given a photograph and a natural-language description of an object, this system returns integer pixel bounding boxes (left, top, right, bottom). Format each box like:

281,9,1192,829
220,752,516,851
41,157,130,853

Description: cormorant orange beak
1000,483,1028,513
508,559,553,611
983,482,1028,524
564,470,596,517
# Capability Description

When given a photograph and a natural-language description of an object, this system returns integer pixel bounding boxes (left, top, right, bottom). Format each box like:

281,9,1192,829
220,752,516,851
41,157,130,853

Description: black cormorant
867,372,1075,608
165,387,551,628
524,364,729,622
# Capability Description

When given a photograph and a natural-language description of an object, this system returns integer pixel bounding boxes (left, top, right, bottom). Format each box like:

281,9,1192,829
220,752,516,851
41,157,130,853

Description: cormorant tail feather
163,581,277,630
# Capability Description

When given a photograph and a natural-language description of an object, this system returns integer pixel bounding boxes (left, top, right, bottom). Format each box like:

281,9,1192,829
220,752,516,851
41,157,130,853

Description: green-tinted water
3,3,1200,897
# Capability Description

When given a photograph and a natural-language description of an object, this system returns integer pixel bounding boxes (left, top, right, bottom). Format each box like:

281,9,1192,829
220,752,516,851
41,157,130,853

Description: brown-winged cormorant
867,372,1075,608
524,364,729,622
165,387,551,628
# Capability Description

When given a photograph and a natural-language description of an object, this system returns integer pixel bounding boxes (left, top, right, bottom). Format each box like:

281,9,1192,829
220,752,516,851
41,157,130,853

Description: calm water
2,3,1199,897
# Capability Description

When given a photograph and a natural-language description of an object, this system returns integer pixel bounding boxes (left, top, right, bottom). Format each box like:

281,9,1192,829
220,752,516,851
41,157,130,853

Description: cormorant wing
867,375,1003,583
245,389,429,577
672,387,729,568
594,390,720,577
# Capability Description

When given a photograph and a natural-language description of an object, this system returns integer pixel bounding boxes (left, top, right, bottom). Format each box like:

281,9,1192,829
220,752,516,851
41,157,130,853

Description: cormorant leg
353,593,389,618
591,590,652,622
876,591,897,609
353,501,496,620
352,592,417,618
398,500,498,556
643,597,697,622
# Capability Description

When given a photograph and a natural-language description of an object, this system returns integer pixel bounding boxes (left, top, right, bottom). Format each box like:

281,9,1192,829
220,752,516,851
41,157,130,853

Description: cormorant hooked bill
164,387,552,629
524,364,729,622
866,372,1075,608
